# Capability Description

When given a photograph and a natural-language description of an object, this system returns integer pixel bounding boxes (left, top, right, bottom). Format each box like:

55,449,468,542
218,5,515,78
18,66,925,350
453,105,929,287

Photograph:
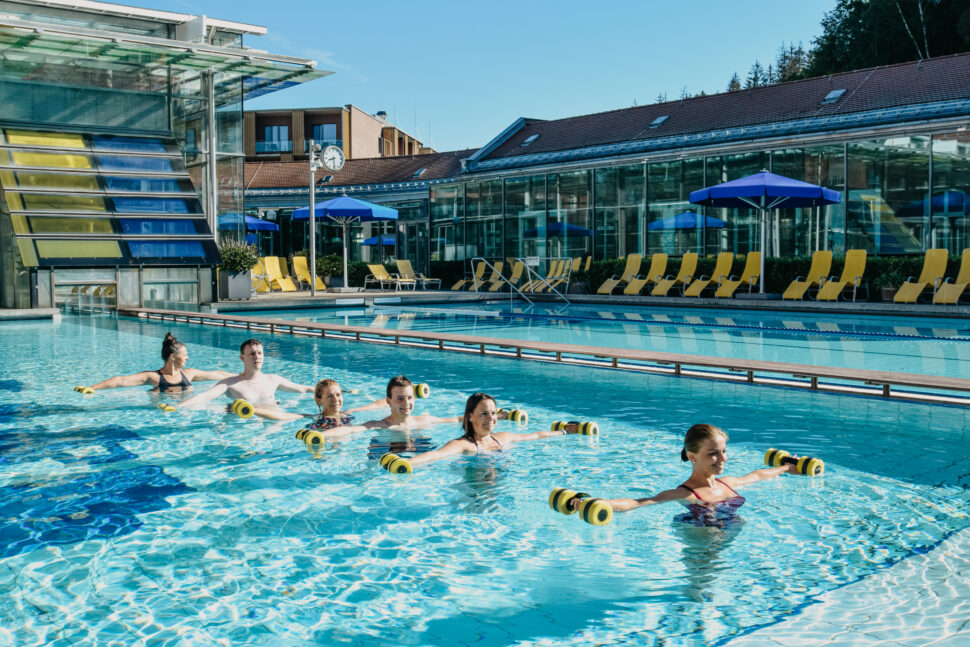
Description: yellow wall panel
29,217,114,234
10,214,29,234
13,172,100,190
36,240,122,259
17,239,39,267
21,194,107,212
11,151,92,169
5,130,86,149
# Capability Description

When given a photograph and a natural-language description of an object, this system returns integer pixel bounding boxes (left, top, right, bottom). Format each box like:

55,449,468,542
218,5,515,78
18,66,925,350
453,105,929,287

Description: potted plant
876,270,906,302
218,241,259,300
317,254,344,287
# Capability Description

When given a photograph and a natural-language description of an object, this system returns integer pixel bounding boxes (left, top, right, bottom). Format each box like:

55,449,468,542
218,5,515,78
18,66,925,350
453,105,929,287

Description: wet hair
461,392,496,444
239,339,262,354
680,423,728,461
161,333,185,361
314,378,340,400
386,375,413,399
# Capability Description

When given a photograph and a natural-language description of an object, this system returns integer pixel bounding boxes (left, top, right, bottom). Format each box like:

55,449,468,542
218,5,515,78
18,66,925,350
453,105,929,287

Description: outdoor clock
322,145,345,171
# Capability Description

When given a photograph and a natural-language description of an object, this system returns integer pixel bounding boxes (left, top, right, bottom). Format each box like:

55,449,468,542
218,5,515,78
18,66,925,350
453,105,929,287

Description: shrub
218,241,259,273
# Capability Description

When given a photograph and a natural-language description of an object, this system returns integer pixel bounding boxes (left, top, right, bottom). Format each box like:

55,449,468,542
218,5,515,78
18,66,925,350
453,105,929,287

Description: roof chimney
375,111,388,123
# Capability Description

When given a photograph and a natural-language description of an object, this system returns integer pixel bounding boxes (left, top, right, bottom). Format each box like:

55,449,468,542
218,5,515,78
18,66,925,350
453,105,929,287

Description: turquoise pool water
1,314,968,645
240,302,970,378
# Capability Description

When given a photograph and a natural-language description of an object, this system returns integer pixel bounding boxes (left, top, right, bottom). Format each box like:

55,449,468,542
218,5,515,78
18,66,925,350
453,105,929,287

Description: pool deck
0,308,60,321
207,289,970,320
731,526,970,646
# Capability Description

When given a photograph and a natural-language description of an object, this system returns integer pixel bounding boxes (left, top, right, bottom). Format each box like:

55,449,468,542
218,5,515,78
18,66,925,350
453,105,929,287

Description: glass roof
0,20,329,97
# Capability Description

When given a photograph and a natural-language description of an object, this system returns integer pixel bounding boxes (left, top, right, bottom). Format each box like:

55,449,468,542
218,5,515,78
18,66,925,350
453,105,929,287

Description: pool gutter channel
120,307,970,408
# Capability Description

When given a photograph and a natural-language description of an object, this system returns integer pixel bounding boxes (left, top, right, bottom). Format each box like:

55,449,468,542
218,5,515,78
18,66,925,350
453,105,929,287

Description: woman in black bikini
76,333,232,394
571,423,798,523
407,392,580,468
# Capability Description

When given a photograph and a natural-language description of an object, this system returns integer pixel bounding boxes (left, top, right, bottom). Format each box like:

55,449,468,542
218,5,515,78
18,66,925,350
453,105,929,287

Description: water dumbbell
73,386,94,395
551,420,599,435
499,408,529,423
548,488,588,515
379,452,413,474
231,399,254,419
157,403,176,413
296,428,325,448
764,448,824,476
548,488,613,525
414,383,431,398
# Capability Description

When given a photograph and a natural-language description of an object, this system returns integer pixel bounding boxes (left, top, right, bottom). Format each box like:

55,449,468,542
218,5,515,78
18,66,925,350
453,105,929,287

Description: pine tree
744,61,766,89
727,73,741,92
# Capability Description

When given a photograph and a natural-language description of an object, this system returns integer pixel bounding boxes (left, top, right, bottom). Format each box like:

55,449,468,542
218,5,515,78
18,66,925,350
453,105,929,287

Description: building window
257,125,291,153
312,123,337,144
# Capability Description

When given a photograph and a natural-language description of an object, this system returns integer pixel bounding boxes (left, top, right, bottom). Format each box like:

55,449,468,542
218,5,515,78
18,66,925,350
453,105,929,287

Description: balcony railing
255,140,292,153
304,138,341,153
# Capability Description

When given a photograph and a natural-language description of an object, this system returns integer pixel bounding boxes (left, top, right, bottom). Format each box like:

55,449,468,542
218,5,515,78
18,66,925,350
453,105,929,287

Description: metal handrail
469,257,533,304
517,256,571,304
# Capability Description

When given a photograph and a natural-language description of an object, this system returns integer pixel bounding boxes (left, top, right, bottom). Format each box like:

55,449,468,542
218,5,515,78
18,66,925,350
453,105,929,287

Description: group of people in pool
78,333,804,522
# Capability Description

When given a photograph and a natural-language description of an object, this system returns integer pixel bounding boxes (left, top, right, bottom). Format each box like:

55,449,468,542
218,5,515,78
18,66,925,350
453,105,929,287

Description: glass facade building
0,0,326,309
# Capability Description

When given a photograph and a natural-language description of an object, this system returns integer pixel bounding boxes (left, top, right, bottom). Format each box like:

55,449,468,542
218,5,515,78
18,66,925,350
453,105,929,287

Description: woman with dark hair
407,392,580,468
569,423,800,525
75,333,233,394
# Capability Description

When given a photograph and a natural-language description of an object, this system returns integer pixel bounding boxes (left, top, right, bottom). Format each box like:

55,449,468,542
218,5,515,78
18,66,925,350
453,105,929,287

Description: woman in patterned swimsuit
571,423,800,525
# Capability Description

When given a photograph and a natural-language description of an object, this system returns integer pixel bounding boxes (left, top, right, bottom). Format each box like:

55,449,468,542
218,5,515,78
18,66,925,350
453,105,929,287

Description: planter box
219,271,251,300
881,287,899,302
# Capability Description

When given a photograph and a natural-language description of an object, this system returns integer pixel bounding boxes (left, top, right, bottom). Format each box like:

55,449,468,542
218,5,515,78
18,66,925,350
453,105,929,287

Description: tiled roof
482,53,970,161
244,149,474,190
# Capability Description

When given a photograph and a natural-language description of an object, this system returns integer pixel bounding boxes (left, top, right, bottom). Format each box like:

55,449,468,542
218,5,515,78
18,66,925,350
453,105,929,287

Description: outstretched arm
344,398,388,415
276,377,314,394
177,381,229,409
574,487,689,512
408,438,470,467
320,420,382,439
501,428,578,443
84,371,156,391
252,407,306,422
183,368,235,382
722,464,797,487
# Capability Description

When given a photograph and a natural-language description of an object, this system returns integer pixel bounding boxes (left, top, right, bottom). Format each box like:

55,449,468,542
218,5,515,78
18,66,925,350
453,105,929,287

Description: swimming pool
2,314,968,645
239,301,970,378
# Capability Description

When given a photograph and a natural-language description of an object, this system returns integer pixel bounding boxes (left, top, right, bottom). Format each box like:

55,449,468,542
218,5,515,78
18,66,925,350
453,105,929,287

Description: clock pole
309,141,324,296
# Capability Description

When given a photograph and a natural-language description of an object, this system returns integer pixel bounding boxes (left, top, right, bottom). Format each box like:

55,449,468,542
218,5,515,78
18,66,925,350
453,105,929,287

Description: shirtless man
320,375,458,439
165,338,313,414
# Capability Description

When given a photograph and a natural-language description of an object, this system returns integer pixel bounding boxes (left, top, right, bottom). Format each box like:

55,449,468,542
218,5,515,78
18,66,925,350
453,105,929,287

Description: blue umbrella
648,211,726,230
362,235,397,246
293,196,398,288
690,170,841,293
216,212,280,232
523,222,593,237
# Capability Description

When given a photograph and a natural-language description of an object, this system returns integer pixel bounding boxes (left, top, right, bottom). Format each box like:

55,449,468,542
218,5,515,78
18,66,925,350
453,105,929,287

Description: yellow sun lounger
451,261,486,290
523,260,563,292
491,261,525,292
894,248,948,303
684,252,734,297
623,253,667,295
934,249,970,305
365,264,397,290
292,255,327,291
263,256,297,292
596,254,642,294
714,252,761,298
396,259,441,290
480,261,505,291
782,250,832,300
816,249,867,301
652,253,698,296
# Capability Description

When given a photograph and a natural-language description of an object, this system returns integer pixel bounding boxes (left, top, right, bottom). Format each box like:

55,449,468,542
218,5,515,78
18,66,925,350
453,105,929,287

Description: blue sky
161,0,835,152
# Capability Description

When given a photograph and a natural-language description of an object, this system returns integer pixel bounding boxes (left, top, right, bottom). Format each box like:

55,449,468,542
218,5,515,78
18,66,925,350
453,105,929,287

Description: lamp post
308,141,324,296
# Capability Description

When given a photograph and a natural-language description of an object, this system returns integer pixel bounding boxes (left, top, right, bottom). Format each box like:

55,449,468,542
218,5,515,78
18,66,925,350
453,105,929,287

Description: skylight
649,115,669,128
412,168,426,178
821,89,846,105
521,134,540,146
